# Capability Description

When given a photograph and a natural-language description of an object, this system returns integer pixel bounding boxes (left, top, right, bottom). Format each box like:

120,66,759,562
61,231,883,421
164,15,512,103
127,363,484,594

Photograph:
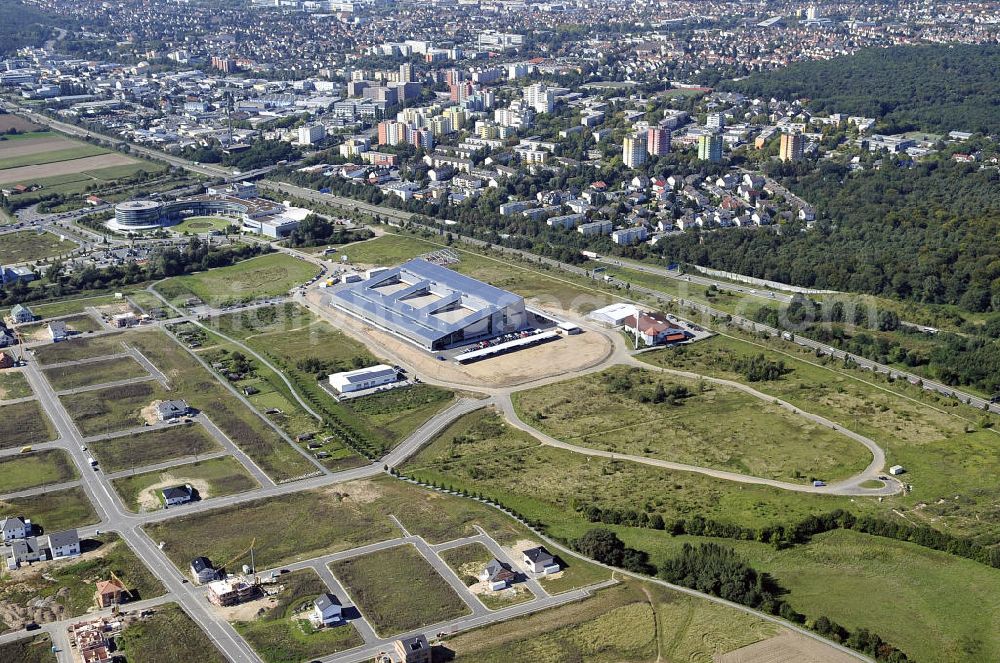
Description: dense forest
0,2,75,56
657,158,1000,312
725,44,1000,135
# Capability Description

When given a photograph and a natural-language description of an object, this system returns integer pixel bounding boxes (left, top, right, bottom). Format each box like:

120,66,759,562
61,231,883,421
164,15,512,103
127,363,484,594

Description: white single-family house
313,593,342,625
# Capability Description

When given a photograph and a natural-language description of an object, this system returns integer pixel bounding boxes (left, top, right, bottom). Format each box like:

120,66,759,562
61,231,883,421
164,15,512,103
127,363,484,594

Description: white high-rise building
523,83,555,114
298,124,325,146
707,113,725,130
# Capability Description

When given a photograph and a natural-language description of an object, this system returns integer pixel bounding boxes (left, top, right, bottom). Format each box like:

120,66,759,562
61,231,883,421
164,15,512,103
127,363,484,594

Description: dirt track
0,153,137,184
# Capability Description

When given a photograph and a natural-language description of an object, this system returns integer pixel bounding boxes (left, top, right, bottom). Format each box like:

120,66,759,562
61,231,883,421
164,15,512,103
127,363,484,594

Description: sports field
170,216,237,234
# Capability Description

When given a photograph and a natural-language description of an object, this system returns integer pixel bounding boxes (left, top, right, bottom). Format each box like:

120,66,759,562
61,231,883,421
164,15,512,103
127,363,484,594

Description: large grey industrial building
331,259,528,351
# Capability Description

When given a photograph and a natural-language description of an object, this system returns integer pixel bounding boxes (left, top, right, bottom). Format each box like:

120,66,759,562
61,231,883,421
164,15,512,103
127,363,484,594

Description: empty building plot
0,400,58,449
43,355,149,392
330,543,471,636
88,423,221,473
331,259,528,351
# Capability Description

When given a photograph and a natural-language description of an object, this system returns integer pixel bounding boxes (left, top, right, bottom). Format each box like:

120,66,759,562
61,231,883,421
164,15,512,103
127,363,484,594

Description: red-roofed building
624,312,689,347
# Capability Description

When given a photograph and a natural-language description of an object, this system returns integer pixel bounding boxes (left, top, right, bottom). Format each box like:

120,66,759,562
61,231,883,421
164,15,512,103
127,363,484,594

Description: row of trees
0,239,270,307
579,504,1000,568
283,214,373,248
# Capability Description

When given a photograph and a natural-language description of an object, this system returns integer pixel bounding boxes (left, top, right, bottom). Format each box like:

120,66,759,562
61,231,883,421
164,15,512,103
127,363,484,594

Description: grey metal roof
162,485,192,500
47,529,78,549
332,259,523,348
191,556,213,573
314,592,341,611
523,546,553,564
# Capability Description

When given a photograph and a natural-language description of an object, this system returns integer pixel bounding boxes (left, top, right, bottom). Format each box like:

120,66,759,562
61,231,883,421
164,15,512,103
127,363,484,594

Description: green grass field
0,485,98,534
43,355,148,391
0,230,76,264
0,449,77,494
157,254,319,306
615,528,1000,663
444,578,776,663
346,385,455,444
117,604,227,663
27,294,121,319
170,216,238,234
125,330,317,482
112,456,259,512
146,477,521,573
403,409,863,539
233,570,364,663
640,332,1000,542
0,487,100,532
0,400,57,449
0,634,56,662
0,371,32,400
513,365,870,483
32,332,125,365
60,380,170,437
331,543,470,637
88,423,220,473
3,162,171,208
0,145,108,170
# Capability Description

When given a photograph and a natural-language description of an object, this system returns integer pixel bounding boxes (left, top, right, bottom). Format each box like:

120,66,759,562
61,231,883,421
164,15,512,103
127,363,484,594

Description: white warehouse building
329,365,399,393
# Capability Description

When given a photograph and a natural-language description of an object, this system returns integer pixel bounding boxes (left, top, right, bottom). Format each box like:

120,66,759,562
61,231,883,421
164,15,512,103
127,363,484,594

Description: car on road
24,622,40,631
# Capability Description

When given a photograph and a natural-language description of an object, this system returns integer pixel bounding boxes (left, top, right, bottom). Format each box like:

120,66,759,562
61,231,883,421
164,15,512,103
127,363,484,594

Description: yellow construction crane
220,538,257,582
13,327,26,365
110,570,133,602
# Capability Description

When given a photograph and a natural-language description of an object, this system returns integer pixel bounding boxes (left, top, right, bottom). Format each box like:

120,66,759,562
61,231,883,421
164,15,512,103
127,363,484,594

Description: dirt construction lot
718,629,861,663
0,153,137,185
311,298,613,389
0,136,80,158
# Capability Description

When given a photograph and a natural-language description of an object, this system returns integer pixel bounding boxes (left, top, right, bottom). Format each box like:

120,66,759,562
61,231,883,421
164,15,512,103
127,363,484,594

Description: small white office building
328,364,399,394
